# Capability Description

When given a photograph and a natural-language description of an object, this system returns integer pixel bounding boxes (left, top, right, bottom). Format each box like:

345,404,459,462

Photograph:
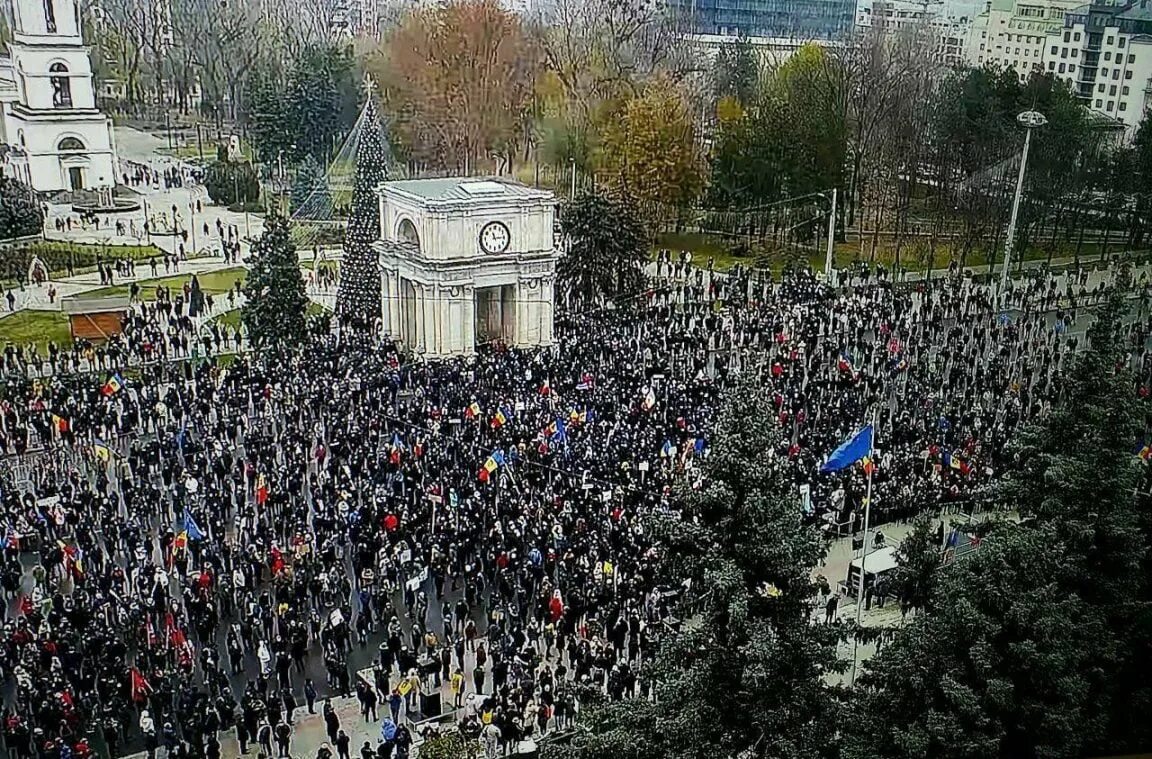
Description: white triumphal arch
376,177,558,357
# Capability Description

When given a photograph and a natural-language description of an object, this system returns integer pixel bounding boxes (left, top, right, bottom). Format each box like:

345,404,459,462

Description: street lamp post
824,188,838,280
998,110,1047,307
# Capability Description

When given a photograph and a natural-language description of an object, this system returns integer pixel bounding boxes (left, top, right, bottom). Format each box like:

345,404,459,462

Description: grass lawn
655,230,1148,275
0,310,73,353
213,300,330,330
213,309,243,329
84,267,248,300
302,258,341,272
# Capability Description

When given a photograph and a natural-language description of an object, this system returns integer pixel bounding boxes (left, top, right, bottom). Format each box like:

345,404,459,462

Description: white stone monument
376,178,558,357
0,0,119,191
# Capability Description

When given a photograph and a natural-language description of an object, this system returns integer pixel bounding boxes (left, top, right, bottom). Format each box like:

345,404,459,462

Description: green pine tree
557,191,647,309
336,97,389,330
0,174,44,240
555,380,842,759
889,515,940,614
242,214,309,349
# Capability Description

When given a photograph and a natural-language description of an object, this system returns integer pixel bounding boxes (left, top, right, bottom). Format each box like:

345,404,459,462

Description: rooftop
383,177,552,203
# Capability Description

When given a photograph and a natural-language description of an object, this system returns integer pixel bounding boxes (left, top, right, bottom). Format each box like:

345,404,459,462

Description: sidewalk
0,246,336,318
118,695,379,759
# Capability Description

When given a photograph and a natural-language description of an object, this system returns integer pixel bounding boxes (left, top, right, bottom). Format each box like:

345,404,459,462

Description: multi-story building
965,0,1083,80
667,0,856,40
0,0,118,191
856,0,976,66
1046,0,1152,133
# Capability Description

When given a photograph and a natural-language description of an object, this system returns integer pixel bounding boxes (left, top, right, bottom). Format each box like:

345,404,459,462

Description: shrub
204,160,260,207
0,175,44,240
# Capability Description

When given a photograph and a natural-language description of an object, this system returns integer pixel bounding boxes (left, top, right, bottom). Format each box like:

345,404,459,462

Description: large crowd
1,256,1150,759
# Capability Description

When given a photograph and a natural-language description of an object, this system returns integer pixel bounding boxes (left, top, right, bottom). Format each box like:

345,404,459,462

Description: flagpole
850,413,876,686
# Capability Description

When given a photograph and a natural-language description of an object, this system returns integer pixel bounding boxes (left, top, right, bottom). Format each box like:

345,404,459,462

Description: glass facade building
670,0,856,40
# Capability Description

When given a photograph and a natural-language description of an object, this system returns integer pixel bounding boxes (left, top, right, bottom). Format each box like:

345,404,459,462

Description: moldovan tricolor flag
256,474,269,505
102,373,125,397
51,414,68,433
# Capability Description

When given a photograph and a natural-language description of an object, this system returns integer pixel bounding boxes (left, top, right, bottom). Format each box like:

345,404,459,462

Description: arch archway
397,218,420,250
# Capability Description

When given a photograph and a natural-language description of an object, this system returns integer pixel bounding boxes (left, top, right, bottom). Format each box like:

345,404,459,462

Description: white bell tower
0,0,118,192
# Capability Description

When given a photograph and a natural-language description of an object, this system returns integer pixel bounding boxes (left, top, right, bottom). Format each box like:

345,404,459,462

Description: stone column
424,283,439,355
463,285,476,355
539,276,555,345
516,278,540,347
413,282,425,352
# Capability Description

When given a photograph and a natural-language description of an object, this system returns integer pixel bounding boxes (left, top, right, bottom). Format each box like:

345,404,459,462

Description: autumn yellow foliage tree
371,0,537,173
596,78,704,220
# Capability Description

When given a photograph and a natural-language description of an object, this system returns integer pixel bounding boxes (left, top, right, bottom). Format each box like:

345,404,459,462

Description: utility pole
824,188,838,280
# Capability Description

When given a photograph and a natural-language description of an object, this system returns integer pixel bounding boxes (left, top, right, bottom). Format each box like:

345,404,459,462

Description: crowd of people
0,255,1149,759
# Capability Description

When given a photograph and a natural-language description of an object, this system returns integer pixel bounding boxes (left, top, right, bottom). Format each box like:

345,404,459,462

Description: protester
0,255,1145,758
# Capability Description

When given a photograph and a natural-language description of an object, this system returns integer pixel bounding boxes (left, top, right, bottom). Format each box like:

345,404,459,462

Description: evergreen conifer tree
242,214,309,349
845,287,1151,758
336,98,389,330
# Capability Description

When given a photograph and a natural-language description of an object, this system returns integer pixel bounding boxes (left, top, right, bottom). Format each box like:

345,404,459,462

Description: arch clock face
479,221,511,254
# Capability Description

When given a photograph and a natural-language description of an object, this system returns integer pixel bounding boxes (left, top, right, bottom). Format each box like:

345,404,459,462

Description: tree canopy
0,176,44,240
241,214,310,348
557,191,648,309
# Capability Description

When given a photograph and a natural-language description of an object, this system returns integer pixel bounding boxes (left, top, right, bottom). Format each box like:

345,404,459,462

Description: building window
1107,35,1114,44
1059,62,1065,72
1069,65,1075,72
57,136,85,151
49,63,72,108
1096,98,1103,106
1122,86,1129,95
1099,83,1106,92
1110,84,1117,95
1119,37,1126,47
1049,61,1056,69
43,0,56,32
1104,51,1111,60
1072,49,1078,57
1126,70,1133,79
1113,69,1120,79
1120,101,1127,111
1074,32,1081,41
1129,54,1135,63
1107,100,1114,110
1101,67,1109,76
1064,30,1070,41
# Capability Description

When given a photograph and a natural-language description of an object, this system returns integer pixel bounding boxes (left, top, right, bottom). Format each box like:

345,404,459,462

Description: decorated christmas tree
242,214,310,348
291,155,332,218
336,97,389,331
